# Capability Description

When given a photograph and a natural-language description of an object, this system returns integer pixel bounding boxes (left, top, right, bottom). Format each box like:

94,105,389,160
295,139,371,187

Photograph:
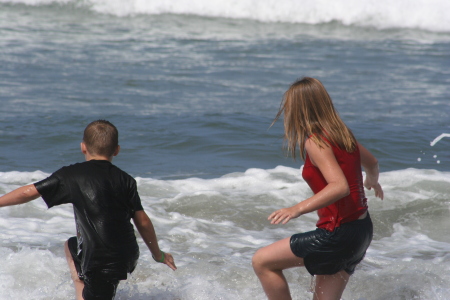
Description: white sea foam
1,167,450,299
430,133,450,146
1,0,450,32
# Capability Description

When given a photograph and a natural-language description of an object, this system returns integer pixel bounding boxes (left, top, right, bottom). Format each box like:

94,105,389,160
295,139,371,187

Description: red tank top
302,141,367,231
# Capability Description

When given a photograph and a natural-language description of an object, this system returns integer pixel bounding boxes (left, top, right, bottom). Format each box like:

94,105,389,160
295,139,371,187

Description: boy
0,120,176,300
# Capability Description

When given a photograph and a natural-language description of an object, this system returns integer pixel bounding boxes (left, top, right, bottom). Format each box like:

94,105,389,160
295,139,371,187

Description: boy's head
82,120,119,158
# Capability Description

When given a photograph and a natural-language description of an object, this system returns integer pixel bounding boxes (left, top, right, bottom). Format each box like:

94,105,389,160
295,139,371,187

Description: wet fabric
68,236,84,279
68,236,136,300
82,269,120,300
302,140,368,231
35,160,142,279
290,213,373,275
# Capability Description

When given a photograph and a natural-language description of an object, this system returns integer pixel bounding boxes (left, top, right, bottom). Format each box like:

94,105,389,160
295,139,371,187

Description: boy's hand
162,252,177,271
153,251,177,271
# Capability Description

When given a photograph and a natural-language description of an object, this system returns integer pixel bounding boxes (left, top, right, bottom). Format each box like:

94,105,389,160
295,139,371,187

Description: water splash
430,133,450,146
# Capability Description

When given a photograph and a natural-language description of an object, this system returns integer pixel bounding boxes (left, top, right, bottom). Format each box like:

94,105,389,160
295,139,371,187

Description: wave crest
2,0,450,32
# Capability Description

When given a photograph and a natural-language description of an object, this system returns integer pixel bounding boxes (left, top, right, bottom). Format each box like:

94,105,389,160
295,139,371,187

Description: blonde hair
83,120,119,157
273,77,357,160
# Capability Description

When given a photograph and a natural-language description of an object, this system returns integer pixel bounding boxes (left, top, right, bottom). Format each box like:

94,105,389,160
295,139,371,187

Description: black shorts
67,237,121,300
290,213,373,276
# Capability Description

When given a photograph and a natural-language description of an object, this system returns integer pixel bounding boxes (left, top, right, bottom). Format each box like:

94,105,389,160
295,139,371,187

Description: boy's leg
313,270,350,300
252,237,305,300
64,240,85,300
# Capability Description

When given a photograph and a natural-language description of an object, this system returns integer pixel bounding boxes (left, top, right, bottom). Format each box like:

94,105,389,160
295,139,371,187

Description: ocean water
0,0,449,299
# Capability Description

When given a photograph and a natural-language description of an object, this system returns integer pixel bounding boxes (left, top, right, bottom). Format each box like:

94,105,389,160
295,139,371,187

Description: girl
252,77,383,300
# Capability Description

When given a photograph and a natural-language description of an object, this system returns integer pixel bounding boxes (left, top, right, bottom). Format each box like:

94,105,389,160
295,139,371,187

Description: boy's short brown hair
83,120,118,157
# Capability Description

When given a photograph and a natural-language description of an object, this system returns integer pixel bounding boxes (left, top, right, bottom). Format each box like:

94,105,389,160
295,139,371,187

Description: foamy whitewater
1,168,450,299
2,0,450,32
0,0,449,299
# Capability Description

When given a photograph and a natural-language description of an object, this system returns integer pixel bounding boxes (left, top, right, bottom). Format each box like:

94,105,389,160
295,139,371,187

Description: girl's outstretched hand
364,177,384,200
268,206,301,225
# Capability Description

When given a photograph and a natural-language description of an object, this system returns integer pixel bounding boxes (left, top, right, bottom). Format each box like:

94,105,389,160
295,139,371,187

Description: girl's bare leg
313,270,350,300
252,237,304,300
64,241,85,300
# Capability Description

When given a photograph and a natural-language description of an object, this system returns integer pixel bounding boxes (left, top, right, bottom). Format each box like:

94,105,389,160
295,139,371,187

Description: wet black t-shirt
34,160,143,278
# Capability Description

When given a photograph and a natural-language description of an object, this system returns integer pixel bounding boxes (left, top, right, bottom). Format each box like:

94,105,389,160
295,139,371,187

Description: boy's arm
132,210,177,270
0,184,41,207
